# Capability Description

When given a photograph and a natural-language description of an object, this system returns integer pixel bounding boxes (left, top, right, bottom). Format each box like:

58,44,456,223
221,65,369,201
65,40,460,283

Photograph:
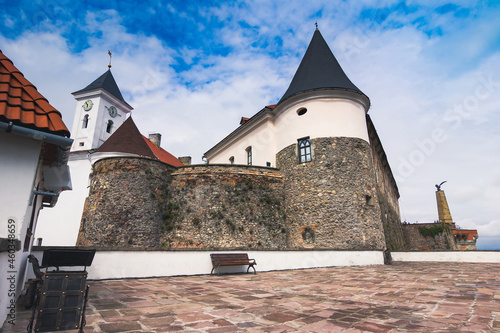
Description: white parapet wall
392,251,500,263
28,249,384,280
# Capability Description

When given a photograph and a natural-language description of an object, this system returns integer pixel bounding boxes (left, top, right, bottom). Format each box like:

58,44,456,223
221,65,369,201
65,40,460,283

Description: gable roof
0,50,70,137
94,116,184,167
72,69,128,105
278,29,368,105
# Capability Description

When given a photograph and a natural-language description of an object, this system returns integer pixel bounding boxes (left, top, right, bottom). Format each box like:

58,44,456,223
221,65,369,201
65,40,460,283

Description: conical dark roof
95,116,156,158
72,69,125,103
278,29,368,105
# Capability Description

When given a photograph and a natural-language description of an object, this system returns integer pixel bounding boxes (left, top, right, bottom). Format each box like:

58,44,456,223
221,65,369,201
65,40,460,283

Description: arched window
82,115,89,129
298,137,312,163
229,156,234,164
106,120,113,133
246,147,252,165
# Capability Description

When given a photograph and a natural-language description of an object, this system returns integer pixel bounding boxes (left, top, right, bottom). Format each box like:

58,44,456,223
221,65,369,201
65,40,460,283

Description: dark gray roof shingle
278,29,368,105
73,69,126,103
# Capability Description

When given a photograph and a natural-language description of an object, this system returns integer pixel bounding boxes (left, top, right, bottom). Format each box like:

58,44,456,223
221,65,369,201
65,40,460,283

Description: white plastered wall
35,152,92,246
27,250,384,280
206,93,369,167
207,115,277,167
0,133,42,326
274,97,369,153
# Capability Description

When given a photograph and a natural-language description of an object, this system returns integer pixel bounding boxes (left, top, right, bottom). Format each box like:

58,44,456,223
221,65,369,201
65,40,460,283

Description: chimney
149,133,161,147
178,156,191,165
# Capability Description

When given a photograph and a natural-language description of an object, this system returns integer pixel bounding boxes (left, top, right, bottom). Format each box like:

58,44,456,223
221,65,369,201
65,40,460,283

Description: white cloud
2,1,499,250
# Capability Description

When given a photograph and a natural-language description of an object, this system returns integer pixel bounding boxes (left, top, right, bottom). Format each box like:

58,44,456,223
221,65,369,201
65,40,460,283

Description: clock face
108,106,118,118
83,100,93,111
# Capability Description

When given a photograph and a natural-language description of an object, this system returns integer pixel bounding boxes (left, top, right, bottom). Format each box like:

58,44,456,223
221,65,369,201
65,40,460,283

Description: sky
1,0,499,250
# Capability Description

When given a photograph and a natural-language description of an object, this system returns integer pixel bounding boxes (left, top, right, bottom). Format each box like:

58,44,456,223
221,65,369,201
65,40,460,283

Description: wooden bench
210,253,257,275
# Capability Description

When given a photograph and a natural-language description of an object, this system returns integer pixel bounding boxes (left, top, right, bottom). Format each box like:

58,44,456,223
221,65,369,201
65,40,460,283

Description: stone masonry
277,137,386,250
77,157,176,247
163,165,287,249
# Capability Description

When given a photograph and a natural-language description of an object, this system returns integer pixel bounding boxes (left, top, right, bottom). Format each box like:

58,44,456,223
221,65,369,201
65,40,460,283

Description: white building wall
35,152,91,246
207,115,277,167
206,94,369,167
0,133,42,326
274,97,369,153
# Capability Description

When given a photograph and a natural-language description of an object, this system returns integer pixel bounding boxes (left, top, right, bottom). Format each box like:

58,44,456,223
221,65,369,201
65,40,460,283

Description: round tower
275,29,386,250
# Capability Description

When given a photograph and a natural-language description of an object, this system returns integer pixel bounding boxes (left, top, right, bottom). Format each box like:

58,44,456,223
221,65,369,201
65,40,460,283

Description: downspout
0,121,73,165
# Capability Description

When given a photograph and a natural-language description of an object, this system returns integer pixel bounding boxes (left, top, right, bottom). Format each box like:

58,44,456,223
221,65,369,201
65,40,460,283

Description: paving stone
3,262,500,332
99,321,141,332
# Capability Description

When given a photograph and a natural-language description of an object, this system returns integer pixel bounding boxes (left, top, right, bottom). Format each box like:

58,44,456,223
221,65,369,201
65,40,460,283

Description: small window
82,115,89,129
229,156,234,164
297,108,307,116
106,120,113,133
79,142,84,147
298,137,312,163
246,147,252,165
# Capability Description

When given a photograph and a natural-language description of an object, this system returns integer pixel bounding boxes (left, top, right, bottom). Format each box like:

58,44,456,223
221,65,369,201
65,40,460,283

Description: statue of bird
435,181,447,191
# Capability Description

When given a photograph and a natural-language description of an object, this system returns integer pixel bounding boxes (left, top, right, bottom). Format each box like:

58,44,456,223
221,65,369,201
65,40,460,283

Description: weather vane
435,181,447,191
108,50,112,69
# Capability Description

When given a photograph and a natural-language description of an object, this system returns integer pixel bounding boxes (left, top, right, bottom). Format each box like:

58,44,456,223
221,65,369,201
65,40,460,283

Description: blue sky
1,0,500,249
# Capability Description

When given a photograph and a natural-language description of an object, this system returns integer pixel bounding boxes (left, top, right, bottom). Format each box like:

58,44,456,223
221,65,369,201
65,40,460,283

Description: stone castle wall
367,116,407,250
163,165,287,249
77,157,176,247
277,137,386,250
78,138,405,251
402,223,458,250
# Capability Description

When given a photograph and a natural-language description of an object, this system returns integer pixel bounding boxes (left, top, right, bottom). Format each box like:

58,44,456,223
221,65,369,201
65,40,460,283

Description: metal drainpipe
0,121,73,165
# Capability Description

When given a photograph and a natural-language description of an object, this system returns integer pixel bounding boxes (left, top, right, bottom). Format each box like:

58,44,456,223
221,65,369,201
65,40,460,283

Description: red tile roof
142,136,185,167
0,50,70,137
95,116,184,167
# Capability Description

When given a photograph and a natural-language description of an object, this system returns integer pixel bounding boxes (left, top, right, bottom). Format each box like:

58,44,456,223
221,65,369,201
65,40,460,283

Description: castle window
229,156,234,164
297,108,307,116
246,147,252,165
106,120,113,133
298,137,312,163
82,114,89,129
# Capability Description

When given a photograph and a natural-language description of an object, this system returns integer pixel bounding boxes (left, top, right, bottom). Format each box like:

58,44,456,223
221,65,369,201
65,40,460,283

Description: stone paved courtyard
2,262,500,332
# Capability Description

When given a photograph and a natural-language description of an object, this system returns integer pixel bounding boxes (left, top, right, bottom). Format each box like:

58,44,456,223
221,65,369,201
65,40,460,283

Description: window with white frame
298,137,312,163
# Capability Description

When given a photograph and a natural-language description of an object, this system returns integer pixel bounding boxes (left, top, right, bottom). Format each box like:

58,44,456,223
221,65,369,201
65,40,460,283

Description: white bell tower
70,68,133,152
35,63,133,246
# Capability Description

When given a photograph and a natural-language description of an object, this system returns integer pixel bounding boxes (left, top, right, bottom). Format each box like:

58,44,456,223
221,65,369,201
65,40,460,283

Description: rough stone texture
77,157,176,247
164,165,286,249
402,222,458,250
277,137,386,250
77,134,411,251
367,115,407,251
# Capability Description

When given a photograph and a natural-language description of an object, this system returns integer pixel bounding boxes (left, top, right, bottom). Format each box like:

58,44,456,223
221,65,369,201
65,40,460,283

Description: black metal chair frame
27,249,95,333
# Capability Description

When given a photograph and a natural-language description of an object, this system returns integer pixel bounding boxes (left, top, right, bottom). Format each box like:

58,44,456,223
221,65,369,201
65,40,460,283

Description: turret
70,69,133,151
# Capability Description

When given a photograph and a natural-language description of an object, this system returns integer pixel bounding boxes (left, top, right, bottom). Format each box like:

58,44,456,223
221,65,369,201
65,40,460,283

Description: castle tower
70,69,133,151
35,67,132,246
274,28,384,250
205,28,394,250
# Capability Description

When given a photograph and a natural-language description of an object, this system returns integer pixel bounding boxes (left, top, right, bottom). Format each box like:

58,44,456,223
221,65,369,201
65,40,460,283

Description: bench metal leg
247,265,256,274
211,266,220,275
